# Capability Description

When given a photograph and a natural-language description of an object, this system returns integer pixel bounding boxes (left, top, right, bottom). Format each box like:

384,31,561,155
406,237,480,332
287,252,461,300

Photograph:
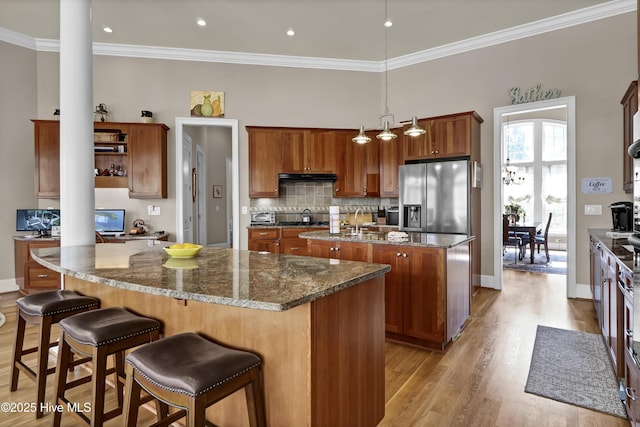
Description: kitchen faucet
353,208,362,236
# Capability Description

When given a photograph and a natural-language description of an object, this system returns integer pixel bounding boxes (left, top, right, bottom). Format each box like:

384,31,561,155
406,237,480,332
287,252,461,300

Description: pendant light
403,116,426,136
353,125,372,144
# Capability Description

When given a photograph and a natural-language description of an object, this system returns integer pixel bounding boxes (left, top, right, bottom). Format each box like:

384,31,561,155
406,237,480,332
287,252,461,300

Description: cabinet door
379,134,402,197
622,81,638,194
363,136,380,197
278,129,307,173
404,248,445,342
127,124,168,198
432,115,470,157
33,120,61,198
372,246,403,333
281,228,311,256
308,130,337,173
248,128,281,198
334,130,365,197
403,119,433,161
337,241,369,262
625,351,640,426
308,239,339,259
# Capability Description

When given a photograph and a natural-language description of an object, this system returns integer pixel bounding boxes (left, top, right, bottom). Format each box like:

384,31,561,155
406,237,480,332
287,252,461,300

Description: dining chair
521,212,552,262
502,215,523,263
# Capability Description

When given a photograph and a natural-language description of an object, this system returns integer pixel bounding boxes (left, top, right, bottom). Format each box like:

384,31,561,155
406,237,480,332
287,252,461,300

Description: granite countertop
31,240,390,312
300,230,474,248
588,228,634,271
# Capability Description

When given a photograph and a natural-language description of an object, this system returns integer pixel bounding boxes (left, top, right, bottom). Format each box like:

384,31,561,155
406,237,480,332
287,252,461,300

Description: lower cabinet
307,239,369,261
248,227,329,255
626,350,640,426
248,228,280,253
371,242,470,350
14,238,61,295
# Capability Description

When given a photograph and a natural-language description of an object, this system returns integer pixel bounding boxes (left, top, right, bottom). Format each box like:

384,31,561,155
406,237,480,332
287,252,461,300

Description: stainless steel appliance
250,211,275,225
609,201,633,231
398,159,470,234
386,206,399,226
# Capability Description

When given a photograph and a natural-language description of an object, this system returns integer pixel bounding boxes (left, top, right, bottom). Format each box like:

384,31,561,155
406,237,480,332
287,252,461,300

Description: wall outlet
242,206,248,215
147,205,161,216
584,204,602,215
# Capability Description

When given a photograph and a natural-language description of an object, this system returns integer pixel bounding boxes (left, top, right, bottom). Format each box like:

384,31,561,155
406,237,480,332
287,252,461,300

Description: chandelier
503,115,525,185
353,0,425,144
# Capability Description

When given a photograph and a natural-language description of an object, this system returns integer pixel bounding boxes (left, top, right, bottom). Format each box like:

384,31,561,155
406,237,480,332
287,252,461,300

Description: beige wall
0,11,636,288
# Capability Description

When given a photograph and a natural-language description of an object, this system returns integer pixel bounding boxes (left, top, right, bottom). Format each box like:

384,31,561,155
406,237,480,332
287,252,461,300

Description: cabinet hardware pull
291,247,300,250
259,232,268,235
626,387,638,401
402,253,407,258
329,248,335,251
37,274,48,278
396,253,402,257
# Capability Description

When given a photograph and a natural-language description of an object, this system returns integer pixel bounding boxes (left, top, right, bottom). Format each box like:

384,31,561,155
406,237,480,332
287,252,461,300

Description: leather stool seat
124,332,266,427
53,307,160,427
10,290,99,418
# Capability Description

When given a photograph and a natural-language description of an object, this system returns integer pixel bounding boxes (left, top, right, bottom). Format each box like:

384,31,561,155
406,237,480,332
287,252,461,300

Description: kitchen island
301,230,473,351
32,240,390,427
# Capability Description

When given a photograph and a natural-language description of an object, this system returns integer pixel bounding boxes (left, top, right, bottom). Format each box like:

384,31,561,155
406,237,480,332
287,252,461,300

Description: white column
59,0,95,247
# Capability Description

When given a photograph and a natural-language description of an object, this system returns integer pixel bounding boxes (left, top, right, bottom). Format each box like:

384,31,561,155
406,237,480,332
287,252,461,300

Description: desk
508,223,542,263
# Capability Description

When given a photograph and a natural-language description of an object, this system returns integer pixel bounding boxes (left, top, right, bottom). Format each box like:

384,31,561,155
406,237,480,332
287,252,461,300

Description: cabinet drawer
281,238,309,256
26,265,61,289
248,229,279,240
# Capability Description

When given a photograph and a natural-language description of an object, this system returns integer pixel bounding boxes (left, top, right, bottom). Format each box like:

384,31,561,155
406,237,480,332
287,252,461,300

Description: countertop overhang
32,240,390,312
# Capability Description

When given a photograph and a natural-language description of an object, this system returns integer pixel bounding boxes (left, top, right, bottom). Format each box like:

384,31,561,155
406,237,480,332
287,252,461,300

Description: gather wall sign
509,84,561,105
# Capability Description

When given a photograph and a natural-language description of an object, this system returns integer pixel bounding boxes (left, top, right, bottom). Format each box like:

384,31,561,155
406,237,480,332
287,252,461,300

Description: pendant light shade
403,116,426,136
352,125,372,144
376,121,397,140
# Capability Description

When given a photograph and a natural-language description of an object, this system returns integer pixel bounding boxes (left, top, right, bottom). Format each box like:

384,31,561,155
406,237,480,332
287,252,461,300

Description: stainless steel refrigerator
398,160,470,234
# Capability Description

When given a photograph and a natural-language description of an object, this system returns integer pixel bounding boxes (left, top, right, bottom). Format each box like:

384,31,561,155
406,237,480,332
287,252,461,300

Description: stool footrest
147,409,186,427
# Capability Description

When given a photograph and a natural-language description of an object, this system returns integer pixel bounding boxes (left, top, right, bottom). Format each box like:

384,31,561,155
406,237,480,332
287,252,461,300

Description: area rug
503,250,566,275
0,312,5,328
525,325,627,418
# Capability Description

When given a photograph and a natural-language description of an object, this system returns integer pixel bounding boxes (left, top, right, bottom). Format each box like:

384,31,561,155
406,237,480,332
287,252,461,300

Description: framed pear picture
190,91,225,117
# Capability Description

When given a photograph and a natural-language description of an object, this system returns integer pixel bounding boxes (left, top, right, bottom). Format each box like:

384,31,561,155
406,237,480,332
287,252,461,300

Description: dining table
509,221,543,263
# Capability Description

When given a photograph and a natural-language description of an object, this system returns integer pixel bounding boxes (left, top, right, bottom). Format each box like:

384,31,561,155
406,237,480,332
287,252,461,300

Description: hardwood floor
0,271,629,426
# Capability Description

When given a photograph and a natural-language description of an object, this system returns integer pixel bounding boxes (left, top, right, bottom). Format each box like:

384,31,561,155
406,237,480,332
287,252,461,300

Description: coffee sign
509,84,561,105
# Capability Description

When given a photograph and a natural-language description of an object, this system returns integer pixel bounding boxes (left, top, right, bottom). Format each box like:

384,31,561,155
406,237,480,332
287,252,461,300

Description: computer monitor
95,209,126,236
16,209,61,235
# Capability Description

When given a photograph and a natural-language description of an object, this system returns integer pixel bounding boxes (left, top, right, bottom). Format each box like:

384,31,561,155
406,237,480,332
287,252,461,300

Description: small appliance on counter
301,209,313,224
609,201,633,231
386,207,399,226
250,211,275,225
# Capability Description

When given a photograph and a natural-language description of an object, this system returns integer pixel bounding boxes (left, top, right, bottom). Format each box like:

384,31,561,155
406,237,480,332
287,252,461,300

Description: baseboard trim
0,278,19,294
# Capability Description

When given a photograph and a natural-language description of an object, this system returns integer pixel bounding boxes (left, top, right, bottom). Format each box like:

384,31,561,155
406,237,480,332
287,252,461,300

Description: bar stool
10,290,100,418
52,307,161,427
124,332,266,427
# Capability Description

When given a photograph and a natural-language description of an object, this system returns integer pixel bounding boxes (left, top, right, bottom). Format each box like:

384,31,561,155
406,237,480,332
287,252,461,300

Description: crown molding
389,0,636,69
3,0,635,72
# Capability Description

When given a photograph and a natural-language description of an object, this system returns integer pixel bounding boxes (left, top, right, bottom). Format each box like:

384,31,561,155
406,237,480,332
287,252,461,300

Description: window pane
505,122,534,164
504,166,533,222
542,123,567,161
542,164,567,234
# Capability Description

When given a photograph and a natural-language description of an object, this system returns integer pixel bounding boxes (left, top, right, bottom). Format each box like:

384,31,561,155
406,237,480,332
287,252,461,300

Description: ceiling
0,0,632,63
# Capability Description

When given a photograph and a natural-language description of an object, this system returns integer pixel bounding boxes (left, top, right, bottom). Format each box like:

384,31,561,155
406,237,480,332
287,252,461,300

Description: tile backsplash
250,182,398,222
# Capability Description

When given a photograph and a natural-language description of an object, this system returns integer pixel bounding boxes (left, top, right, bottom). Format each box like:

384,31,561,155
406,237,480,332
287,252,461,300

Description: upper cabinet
622,81,637,194
379,131,403,197
334,130,380,198
32,120,169,199
402,112,483,161
247,127,282,198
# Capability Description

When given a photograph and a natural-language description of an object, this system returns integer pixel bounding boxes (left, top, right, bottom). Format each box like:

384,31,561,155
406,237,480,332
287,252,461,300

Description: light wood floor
0,271,630,426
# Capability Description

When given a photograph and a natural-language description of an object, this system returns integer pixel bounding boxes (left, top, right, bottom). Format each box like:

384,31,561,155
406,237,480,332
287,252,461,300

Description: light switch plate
584,204,602,215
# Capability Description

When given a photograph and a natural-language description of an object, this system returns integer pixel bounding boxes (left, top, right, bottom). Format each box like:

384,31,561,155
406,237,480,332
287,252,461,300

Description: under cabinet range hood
278,173,337,182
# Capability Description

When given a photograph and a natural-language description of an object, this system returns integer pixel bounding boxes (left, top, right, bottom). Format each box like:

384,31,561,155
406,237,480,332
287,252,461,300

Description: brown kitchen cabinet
279,129,337,173
248,228,280,253
402,112,483,161
372,242,471,350
334,130,380,198
247,127,281,198
307,238,369,261
622,80,637,194
14,237,61,295
281,227,319,256
379,130,403,197
32,120,168,199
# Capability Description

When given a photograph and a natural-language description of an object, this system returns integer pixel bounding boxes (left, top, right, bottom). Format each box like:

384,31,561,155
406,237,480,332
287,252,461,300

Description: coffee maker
610,201,633,231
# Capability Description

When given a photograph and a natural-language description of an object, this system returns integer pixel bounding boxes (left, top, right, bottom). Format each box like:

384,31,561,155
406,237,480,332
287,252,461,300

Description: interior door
182,133,193,243
196,144,207,245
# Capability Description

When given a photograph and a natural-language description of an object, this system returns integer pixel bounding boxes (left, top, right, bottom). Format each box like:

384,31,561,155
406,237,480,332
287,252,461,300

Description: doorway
493,97,576,296
175,117,239,249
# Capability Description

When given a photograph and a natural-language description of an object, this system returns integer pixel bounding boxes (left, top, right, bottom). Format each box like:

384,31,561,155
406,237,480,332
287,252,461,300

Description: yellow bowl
163,245,203,258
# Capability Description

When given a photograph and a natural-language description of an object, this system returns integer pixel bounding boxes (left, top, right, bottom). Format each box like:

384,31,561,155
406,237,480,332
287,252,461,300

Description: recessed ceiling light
197,18,206,27
384,20,392,28
286,29,295,37
103,26,113,33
